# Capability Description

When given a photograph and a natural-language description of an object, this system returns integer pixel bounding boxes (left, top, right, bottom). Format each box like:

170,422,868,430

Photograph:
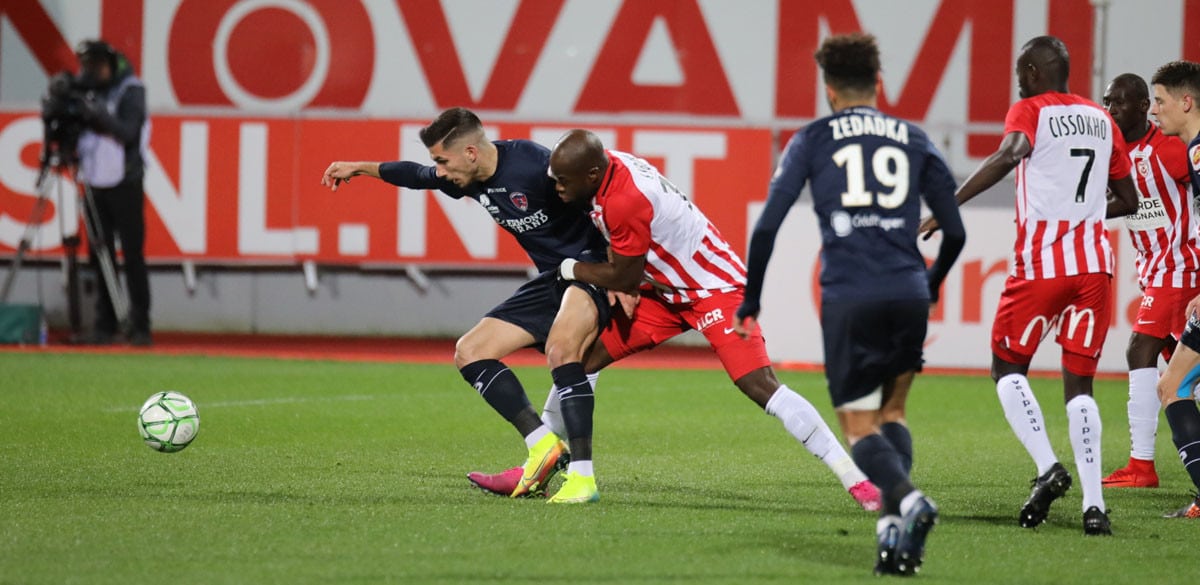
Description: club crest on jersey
1136,156,1150,178
1191,144,1200,171
510,192,529,211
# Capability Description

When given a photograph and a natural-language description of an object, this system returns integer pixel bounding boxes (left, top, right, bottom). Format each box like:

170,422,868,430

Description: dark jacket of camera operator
76,43,148,187
75,39,153,345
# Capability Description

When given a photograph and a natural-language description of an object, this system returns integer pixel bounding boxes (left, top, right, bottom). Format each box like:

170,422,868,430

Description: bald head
1017,36,1070,96
549,129,610,206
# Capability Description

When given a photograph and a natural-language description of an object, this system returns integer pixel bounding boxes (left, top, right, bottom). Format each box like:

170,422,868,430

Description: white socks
568,460,594,477
1127,367,1160,461
766,385,867,489
524,425,550,449
996,374,1058,476
1067,394,1104,512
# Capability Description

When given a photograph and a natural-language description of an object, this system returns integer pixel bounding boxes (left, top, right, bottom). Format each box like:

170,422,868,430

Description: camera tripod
0,150,129,337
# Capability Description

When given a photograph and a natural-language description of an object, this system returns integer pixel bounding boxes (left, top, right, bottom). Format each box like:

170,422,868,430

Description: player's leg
1105,288,1179,487
1157,312,1200,518
830,299,934,575
459,274,564,496
473,294,667,497
542,284,606,504
878,372,915,474
455,317,542,435
990,276,1071,527
722,295,878,511
1056,273,1113,535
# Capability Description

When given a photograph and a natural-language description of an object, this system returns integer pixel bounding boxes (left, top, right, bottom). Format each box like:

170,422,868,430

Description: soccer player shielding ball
921,36,1138,535
736,33,965,575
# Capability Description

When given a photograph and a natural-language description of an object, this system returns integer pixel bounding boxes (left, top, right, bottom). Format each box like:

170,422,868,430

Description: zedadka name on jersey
828,113,909,144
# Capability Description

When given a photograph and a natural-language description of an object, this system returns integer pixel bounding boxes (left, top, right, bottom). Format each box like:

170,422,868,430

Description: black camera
40,71,89,167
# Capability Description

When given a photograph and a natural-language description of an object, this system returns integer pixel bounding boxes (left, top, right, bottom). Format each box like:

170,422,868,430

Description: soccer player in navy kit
1145,60,1200,519
735,34,966,575
322,108,609,500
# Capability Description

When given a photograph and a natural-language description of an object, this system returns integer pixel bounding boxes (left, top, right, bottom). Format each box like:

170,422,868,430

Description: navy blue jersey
378,139,607,272
742,106,965,308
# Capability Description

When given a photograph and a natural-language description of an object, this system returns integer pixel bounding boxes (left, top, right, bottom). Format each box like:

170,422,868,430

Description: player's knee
454,333,483,369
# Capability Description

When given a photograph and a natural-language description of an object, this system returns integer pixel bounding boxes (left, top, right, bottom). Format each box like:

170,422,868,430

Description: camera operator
74,39,152,346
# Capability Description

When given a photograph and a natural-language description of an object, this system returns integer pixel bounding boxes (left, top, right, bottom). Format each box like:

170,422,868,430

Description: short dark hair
1152,60,1200,99
814,33,880,96
419,107,484,148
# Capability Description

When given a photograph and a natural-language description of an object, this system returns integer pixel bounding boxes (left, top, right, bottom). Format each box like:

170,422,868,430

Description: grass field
1,351,1194,584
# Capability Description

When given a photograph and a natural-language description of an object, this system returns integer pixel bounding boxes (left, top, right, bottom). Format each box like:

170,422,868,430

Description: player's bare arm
320,161,381,191
562,251,645,294
1105,174,1138,218
919,131,1030,237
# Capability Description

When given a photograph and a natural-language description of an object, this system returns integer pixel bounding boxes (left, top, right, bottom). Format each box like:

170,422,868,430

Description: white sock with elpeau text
1067,394,1105,512
996,373,1058,476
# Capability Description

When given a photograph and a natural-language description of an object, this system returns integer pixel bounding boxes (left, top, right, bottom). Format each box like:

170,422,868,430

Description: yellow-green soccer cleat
547,472,599,504
510,433,566,498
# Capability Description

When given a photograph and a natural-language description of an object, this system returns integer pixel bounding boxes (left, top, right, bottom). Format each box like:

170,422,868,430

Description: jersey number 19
832,143,910,209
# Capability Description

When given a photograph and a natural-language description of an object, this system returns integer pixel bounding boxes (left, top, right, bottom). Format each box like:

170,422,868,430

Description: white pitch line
104,394,377,413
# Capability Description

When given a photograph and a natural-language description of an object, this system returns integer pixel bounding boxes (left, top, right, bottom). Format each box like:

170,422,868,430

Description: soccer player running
536,128,882,507
321,107,610,502
735,33,965,576
1145,59,1200,519
1101,73,1200,489
919,36,1139,535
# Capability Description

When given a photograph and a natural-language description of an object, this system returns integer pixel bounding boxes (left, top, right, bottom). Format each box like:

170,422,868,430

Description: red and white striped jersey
1122,125,1200,288
591,150,746,303
1005,92,1132,280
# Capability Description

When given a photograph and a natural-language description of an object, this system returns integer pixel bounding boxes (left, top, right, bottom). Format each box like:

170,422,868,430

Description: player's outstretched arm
320,161,381,191
919,131,1029,238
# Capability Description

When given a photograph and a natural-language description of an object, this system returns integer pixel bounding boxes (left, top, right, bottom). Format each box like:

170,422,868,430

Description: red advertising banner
0,113,773,267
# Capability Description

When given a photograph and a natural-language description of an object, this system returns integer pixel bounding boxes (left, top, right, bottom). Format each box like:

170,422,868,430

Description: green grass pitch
0,352,1194,584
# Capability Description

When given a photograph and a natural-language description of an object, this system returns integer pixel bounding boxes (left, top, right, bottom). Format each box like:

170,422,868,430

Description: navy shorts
485,270,611,352
821,298,928,407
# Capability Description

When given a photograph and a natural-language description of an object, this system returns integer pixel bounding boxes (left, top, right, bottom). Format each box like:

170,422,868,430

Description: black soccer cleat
1083,506,1112,536
894,495,938,576
1019,462,1072,528
873,517,902,576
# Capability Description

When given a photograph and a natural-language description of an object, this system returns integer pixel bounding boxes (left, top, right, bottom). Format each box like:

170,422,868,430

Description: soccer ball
138,391,200,453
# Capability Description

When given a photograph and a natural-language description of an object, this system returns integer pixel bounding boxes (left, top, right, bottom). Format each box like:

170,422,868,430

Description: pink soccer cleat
467,466,530,497
850,480,882,511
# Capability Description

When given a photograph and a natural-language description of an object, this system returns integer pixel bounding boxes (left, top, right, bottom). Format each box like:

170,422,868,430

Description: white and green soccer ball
138,391,199,453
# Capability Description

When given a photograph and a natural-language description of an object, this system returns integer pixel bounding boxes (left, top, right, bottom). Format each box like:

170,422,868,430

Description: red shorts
1132,285,1200,339
598,289,771,382
991,273,1112,377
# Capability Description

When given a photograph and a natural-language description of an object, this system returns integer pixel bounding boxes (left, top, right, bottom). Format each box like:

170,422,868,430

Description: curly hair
1151,60,1200,99
814,33,880,95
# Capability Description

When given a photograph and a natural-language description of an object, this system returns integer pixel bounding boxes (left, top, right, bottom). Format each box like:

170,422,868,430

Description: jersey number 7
1069,148,1095,203
832,144,910,209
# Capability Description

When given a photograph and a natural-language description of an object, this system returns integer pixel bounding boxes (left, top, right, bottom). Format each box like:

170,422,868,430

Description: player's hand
321,162,359,191
918,215,940,241
609,290,639,318
1187,293,1200,321
734,315,759,339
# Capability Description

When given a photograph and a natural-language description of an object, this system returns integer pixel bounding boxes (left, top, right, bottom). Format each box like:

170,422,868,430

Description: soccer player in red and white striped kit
1100,73,1200,489
920,36,1139,535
